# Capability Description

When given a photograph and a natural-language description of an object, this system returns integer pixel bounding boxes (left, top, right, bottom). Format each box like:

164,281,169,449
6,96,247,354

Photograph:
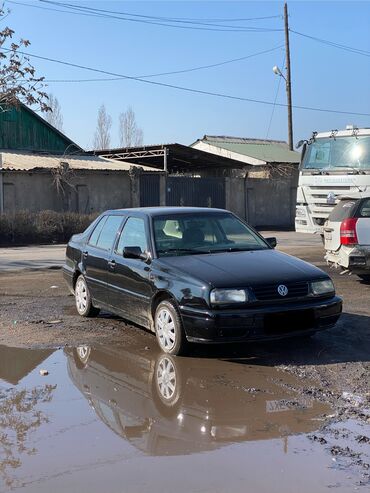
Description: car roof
103,206,230,217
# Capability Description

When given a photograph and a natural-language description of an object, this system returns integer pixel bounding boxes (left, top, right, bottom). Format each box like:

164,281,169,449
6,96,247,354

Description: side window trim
113,215,129,253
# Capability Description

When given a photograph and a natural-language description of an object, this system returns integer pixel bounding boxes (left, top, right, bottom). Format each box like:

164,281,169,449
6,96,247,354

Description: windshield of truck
302,136,370,170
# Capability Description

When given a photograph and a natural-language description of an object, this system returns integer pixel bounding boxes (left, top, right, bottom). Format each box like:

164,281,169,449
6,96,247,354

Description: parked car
63,207,342,355
324,194,370,280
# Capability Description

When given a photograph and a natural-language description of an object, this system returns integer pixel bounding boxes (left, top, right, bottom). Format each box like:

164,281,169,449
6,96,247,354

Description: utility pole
284,2,293,150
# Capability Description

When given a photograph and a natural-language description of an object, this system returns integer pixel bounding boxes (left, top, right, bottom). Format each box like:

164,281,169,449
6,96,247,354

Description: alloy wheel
156,308,176,352
75,278,88,314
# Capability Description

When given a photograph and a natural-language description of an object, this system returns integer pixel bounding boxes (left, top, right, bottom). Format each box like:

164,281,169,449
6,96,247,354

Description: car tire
154,300,187,355
74,275,100,317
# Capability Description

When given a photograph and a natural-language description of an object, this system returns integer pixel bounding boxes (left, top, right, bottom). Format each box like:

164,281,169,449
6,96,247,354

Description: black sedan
63,207,342,355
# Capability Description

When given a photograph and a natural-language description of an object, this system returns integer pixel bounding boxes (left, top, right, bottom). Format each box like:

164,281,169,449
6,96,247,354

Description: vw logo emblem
277,284,288,297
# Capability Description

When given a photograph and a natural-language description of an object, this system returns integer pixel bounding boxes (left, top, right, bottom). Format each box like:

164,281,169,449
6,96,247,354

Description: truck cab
295,127,370,235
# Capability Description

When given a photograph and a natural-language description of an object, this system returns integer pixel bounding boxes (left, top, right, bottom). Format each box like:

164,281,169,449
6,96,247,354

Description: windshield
153,212,268,257
302,136,370,170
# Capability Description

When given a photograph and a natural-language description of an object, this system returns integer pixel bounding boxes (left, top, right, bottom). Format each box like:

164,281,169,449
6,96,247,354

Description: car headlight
210,288,248,305
311,279,335,295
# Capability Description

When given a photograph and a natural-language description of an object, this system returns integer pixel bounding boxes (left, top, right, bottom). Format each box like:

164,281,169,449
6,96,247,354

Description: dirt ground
0,244,369,488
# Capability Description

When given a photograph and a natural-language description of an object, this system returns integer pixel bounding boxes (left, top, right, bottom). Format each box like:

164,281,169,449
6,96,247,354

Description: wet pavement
0,343,369,493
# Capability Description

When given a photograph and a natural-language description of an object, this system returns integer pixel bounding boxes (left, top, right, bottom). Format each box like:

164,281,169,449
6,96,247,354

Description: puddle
0,343,367,492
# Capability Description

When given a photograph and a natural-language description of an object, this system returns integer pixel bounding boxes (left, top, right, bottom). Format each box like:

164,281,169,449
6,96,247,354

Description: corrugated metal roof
0,151,161,171
195,135,300,164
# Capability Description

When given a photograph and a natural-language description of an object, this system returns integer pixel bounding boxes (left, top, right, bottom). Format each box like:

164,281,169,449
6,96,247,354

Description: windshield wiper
211,247,261,253
158,246,265,256
157,248,211,255
335,165,364,175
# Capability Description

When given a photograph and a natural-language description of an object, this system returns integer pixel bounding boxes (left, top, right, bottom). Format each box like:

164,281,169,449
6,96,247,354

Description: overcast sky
5,0,370,149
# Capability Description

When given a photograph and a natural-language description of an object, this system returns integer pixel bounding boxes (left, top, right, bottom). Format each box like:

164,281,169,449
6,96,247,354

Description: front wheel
154,300,187,356
74,275,100,317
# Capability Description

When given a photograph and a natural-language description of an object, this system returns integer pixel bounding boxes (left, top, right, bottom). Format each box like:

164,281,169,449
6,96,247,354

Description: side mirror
296,140,305,149
123,246,148,260
265,237,277,248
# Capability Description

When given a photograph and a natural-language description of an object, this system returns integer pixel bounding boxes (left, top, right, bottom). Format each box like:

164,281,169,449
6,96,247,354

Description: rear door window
96,215,125,250
88,216,108,247
358,198,370,218
328,200,358,222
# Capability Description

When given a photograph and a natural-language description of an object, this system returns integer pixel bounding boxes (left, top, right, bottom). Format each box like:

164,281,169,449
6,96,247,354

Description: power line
290,29,370,57
45,45,284,83
39,0,280,30
7,1,282,32
40,0,282,23
2,46,369,117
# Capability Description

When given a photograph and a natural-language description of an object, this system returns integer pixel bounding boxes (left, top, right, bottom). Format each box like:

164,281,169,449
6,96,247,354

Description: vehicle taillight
340,218,358,245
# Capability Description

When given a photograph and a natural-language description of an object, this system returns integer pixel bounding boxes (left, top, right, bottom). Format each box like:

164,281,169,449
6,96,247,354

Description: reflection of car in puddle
66,345,329,456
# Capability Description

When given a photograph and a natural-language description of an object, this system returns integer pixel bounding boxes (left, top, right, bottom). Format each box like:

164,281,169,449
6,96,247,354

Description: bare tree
0,8,50,112
93,104,112,150
119,106,144,147
44,94,63,131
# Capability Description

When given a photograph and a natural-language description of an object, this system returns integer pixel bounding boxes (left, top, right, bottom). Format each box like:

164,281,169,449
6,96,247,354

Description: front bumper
180,296,342,343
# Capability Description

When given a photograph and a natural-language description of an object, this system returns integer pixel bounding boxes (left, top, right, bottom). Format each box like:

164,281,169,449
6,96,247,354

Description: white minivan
324,194,370,281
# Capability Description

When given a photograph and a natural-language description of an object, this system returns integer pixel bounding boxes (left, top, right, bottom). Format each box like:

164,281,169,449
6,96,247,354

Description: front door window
116,217,148,255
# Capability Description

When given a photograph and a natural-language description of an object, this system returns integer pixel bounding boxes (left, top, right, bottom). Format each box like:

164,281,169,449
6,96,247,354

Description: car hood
159,249,328,288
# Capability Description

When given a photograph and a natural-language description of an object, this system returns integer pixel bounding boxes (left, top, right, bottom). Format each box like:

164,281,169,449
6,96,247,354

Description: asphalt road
0,231,322,271
0,244,66,271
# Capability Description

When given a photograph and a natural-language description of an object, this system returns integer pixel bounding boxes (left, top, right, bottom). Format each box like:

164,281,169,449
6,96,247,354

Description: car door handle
108,260,116,269
324,227,334,232
82,251,88,258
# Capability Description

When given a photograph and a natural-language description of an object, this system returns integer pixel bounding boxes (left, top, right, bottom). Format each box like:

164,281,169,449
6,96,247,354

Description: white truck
295,127,370,235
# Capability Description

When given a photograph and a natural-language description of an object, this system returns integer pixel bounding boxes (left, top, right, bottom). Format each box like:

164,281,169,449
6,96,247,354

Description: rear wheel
74,275,100,317
154,300,187,356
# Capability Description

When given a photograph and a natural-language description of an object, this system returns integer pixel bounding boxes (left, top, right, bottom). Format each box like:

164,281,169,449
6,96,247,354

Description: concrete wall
225,169,299,229
1,168,298,229
2,169,134,214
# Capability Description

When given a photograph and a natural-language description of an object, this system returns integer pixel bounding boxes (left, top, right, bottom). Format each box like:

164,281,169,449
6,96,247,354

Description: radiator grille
252,282,309,301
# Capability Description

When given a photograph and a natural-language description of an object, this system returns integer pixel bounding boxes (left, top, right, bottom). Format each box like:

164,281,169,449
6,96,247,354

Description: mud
0,241,370,491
